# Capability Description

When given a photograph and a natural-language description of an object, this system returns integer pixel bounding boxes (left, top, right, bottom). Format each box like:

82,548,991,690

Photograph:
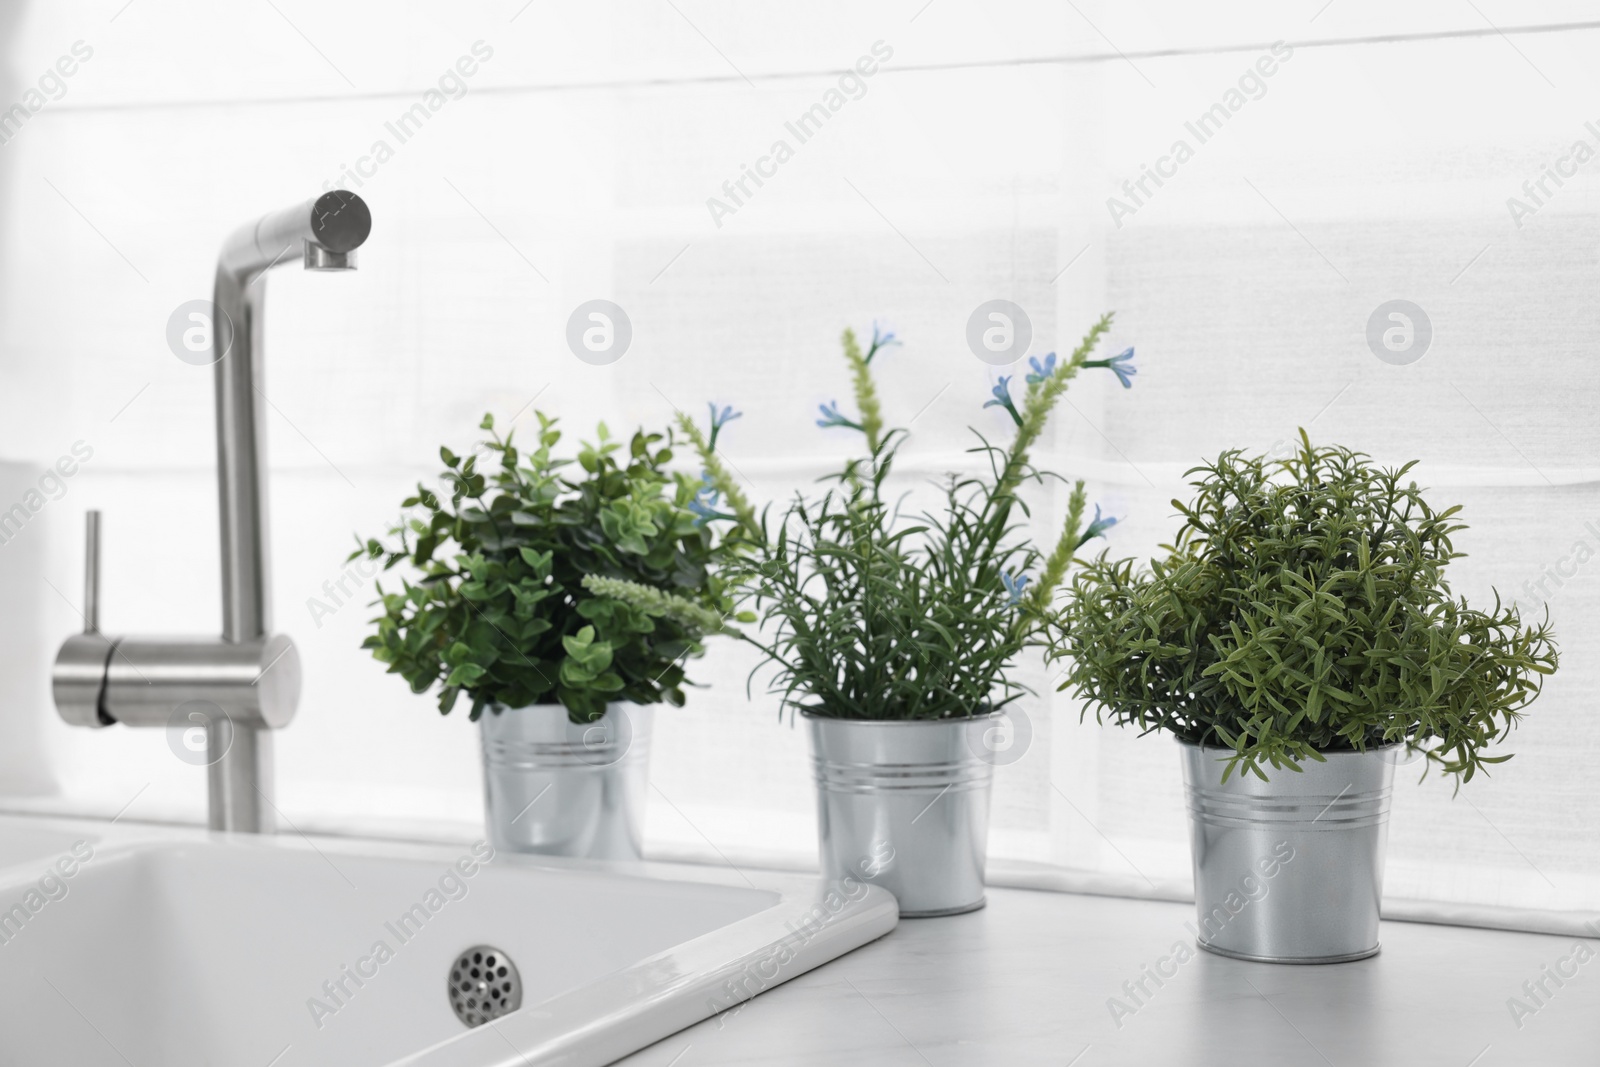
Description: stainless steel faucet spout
219,190,371,282
214,189,370,644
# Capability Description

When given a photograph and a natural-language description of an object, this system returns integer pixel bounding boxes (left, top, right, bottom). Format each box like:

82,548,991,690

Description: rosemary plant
1049,431,1558,783
599,319,1136,721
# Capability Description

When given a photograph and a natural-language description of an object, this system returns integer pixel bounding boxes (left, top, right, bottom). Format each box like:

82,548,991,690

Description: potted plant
600,319,1137,915
352,412,742,861
1050,432,1558,961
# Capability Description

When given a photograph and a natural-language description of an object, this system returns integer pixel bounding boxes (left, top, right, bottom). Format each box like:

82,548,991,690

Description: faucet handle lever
52,508,114,729
83,509,101,634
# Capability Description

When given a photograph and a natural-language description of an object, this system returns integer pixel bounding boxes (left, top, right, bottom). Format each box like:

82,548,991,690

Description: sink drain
448,945,523,1028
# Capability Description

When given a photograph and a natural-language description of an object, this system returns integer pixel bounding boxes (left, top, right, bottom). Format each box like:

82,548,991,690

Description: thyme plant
1049,431,1558,782
599,319,1136,721
352,413,744,723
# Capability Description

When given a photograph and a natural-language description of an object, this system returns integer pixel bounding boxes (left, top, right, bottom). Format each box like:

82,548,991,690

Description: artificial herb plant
592,319,1137,721
353,412,744,723
1049,431,1558,782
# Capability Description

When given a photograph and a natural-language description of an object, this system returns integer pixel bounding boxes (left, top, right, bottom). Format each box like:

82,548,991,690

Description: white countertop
3,812,1592,1065
612,884,1599,1066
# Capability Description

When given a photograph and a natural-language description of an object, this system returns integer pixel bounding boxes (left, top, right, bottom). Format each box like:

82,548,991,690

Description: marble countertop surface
613,884,1598,1067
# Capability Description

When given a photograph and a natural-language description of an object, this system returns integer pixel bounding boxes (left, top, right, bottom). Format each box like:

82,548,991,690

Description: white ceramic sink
0,819,99,866
0,820,896,1066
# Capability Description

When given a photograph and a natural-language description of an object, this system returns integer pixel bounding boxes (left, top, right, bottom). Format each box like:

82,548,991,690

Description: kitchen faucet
52,190,372,833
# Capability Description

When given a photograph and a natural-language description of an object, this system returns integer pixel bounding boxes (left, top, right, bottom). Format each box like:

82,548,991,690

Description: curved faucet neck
210,190,371,643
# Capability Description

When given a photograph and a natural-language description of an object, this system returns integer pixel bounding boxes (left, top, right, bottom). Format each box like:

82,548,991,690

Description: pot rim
486,700,638,712
1176,738,1408,756
800,708,1005,725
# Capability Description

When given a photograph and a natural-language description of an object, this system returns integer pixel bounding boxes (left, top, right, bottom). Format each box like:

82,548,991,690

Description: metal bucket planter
480,703,652,862
1180,741,1398,963
805,711,999,917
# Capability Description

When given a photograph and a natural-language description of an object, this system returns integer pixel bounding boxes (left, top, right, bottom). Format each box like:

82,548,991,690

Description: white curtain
1,1,1595,928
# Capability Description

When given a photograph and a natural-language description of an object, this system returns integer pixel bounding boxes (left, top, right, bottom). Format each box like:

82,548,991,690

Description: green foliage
660,318,1126,721
352,412,737,723
1050,431,1559,783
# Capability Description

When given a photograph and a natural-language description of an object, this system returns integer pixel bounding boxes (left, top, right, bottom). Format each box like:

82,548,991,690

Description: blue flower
1086,347,1137,389
1025,352,1058,385
1001,571,1030,606
688,496,719,525
865,320,902,364
983,376,1022,427
707,402,743,450
688,473,723,527
816,400,863,431
1074,503,1120,549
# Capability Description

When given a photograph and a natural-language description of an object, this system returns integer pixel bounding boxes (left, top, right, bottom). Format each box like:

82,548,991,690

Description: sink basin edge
394,881,900,1067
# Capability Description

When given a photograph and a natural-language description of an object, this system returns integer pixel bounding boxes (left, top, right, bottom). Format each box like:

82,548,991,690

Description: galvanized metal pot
1180,741,1398,964
805,711,998,918
480,702,653,862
